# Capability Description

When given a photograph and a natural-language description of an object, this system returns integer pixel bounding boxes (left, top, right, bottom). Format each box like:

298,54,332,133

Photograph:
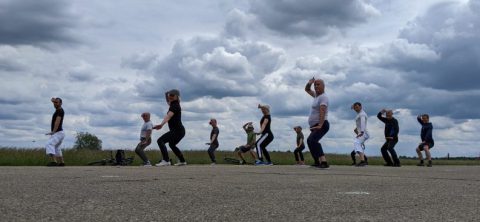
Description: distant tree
73,132,102,150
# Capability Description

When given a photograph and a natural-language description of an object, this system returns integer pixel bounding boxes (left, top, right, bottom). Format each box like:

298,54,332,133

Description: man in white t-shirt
135,112,153,166
305,78,330,169
351,102,369,167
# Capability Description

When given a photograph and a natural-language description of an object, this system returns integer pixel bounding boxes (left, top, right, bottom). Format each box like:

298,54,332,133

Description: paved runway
1,165,479,221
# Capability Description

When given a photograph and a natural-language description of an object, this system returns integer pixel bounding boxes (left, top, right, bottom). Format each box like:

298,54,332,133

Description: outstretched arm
154,111,174,130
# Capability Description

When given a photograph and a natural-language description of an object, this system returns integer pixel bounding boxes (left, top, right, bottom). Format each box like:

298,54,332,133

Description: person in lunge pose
377,109,400,167
416,114,434,167
45,97,66,167
154,89,187,166
235,122,258,164
255,104,274,165
135,112,153,166
305,78,330,169
293,126,305,165
206,118,219,165
351,102,369,167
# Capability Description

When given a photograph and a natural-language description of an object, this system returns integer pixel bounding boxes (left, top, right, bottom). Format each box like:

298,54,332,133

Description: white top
308,93,329,127
140,121,153,138
355,109,368,134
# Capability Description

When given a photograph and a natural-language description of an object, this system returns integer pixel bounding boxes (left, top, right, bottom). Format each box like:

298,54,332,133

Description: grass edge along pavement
0,148,479,166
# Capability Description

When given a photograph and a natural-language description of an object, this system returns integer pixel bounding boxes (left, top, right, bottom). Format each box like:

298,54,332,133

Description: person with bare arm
154,89,187,166
255,104,274,165
45,97,65,167
293,126,305,165
207,118,219,165
305,78,330,169
135,112,153,166
235,122,258,164
416,114,434,167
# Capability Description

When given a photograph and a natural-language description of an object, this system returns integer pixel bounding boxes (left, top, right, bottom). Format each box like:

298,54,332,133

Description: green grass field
0,148,479,166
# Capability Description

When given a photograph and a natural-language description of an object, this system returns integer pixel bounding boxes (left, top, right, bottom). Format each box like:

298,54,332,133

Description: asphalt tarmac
1,165,479,222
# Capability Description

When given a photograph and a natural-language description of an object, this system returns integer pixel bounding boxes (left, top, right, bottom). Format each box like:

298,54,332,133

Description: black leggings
256,133,274,162
157,128,185,162
294,145,305,161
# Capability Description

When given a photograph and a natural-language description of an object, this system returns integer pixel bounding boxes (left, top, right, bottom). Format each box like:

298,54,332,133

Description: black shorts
238,145,252,153
418,142,434,151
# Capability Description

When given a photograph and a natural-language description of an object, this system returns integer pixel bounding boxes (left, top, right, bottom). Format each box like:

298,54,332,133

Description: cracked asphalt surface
1,165,479,221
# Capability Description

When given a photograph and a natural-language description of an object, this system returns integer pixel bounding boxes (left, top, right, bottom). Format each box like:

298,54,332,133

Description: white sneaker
142,163,152,167
156,160,171,166
174,162,187,166
210,162,216,166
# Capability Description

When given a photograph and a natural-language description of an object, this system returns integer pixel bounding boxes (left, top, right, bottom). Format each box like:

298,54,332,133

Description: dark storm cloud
249,0,379,38
0,0,79,46
391,0,480,90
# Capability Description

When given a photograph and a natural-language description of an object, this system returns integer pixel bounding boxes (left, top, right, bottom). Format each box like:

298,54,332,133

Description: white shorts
46,131,65,157
353,133,369,153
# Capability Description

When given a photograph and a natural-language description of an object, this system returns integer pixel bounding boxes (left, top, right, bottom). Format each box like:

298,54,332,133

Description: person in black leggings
293,126,305,165
154,89,187,166
255,104,274,165
206,118,219,165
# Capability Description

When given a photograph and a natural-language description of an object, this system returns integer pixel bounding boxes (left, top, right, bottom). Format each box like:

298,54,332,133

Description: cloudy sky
1,0,479,157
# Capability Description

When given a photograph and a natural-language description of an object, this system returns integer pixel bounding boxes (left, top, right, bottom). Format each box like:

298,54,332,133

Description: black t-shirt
168,100,184,131
51,108,64,132
296,132,304,147
260,115,272,135
210,127,219,145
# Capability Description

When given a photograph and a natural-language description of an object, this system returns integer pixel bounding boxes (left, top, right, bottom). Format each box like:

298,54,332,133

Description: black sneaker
356,161,367,167
47,162,58,167
393,163,401,167
58,163,65,167
417,162,425,167
351,162,356,166
427,161,432,167
318,162,330,169
310,163,320,167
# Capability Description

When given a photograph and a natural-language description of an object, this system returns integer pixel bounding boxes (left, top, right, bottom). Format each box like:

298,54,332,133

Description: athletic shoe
58,163,65,167
255,160,265,165
174,162,187,166
427,161,432,167
351,162,356,166
156,160,171,167
210,162,216,166
310,163,320,167
356,161,367,167
393,163,401,167
239,160,246,165
47,162,58,167
416,162,425,167
265,162,274,166
318,162,330,169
